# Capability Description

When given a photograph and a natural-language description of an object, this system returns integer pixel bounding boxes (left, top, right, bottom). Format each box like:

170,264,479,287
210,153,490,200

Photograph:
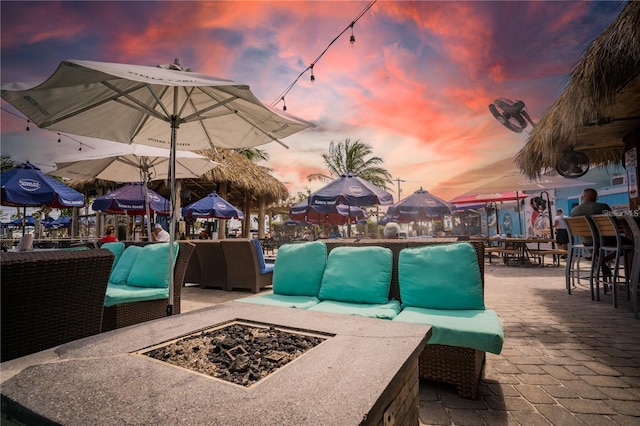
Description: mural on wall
526,195,551,238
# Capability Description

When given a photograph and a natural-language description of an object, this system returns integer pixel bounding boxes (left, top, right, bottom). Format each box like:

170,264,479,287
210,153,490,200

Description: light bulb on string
26,119,30,131
310,64,315,83
57,133,61,143
78,143,82,151
281,96,287,111
350,22,356,45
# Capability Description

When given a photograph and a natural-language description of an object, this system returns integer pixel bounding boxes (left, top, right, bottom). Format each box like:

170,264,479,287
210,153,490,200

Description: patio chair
220,238,273,293
623,216,640,319
591,214,633,307
193,240,228,289
564,216,598,297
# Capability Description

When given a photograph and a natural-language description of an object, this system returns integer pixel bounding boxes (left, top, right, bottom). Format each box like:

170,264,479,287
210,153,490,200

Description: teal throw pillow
127,243,180,288
109,245,143,285
101,242,125,271
318,246,392,304
272,240,327,296
399,243,484,310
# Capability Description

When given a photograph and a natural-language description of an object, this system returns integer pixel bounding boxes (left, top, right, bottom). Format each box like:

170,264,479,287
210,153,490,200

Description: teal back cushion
273,241,327,296
319,246,392,304
101,242,125,271
109,245,143,285
399,243,484,310
127,243,180,288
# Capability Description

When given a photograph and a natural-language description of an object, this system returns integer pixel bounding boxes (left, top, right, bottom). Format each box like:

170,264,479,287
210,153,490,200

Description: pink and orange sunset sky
0,1,626,202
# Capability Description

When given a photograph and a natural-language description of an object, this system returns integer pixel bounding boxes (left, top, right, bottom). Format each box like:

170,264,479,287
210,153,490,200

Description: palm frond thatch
516,1,640,177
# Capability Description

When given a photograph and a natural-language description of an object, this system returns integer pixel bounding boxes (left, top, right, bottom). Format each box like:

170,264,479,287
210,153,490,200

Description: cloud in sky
0,1,624,201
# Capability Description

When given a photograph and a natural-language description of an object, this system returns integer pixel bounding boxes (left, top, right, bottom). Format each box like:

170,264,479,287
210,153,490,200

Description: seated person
151,223,170,242
328,225,342,239
99,226,119,243
383,222,400,239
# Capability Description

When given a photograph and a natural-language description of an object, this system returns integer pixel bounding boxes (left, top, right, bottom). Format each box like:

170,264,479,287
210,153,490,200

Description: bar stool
590,214,633,307
623,216,639,319
564,216,598,297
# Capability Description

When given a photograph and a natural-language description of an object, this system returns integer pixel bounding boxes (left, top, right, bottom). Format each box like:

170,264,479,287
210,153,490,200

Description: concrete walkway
182,259,640,425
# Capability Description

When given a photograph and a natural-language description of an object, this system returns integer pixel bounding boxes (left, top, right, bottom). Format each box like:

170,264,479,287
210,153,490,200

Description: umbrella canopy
308,171,394,207
181,192,243,220
289,200,366,225
283,219,311,227
49,215,72,229
386,187,453,223
465,170,595,194
1,59,313,313
1,161,85,208
9,215,36,227
92,183,170,215
50,144,219,182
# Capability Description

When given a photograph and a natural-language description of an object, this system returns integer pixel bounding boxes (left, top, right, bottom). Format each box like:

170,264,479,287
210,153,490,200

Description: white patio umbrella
50,144,220,239
1,59,314,314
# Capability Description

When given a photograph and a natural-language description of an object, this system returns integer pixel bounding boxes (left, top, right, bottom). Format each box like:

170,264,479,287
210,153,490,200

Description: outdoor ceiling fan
489,98,536,133
489,97,590,178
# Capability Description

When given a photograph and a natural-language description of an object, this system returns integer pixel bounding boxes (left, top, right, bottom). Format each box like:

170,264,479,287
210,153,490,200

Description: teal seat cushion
127,243,179,288
393,307,503,354
235,294,320,309
104,284,169,307
101,242,125,271
307,300,401,320
318,246,392,304
109,245,143,285
272,240,327,297
399,243,484,310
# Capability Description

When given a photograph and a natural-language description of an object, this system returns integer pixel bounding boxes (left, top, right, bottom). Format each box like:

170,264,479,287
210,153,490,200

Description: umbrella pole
167,113,178,316
142,161,153,242
516,191,523,237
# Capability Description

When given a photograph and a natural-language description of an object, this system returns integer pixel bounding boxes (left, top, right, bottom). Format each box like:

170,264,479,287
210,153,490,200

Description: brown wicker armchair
190,240,227,289
101,241,195,331
220,238,272,293
325,239,487,399
1,249,114,362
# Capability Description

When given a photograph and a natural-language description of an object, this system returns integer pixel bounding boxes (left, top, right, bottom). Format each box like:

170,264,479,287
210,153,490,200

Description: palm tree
237,148,269,162
1,155,18,172
307,139,392,189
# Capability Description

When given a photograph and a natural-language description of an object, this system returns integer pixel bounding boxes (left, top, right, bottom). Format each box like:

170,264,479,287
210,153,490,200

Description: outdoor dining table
486,237,556,265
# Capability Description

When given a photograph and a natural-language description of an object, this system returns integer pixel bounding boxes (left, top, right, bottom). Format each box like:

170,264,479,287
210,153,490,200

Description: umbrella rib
102,81,169,122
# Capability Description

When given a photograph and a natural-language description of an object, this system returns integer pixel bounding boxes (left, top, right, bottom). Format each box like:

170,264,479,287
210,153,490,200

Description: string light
57,133,61,143
281,97,287,111
270,0,377,109
78,142,82,151
26,119,30,131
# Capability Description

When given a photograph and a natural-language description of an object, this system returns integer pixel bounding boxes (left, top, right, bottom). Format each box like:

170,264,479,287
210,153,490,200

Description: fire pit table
1,302,430,425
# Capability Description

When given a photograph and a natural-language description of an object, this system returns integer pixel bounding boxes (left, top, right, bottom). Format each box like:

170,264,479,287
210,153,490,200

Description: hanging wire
270,0,377,108
1,107,95,151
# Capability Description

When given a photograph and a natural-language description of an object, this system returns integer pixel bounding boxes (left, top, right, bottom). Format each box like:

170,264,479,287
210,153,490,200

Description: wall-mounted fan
556,149,590,178
489,98,536,133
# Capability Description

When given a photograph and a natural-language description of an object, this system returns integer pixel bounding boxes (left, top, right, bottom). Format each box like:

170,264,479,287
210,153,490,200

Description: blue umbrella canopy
182,192,244,220
9,215,37,227
289,200,366,225
308,171,394,207
1,161,85,208
386,187,453,223
50,215,72,229
92,182,170,215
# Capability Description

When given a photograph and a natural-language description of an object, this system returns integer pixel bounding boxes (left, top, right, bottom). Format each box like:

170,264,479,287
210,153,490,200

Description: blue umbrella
50,215,72,229
386,187,453,223
182,192,244,220
308,171,394,208
1,162,85,208
9,216,37,227
289,200,366,225
92,183,170,215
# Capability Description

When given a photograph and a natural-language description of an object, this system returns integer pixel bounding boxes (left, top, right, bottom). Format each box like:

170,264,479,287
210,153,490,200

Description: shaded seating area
1,249,114,362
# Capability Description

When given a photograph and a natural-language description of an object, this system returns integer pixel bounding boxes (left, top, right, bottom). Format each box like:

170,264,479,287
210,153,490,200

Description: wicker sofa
101,241,195,331
238,239,502,399
1,249,114,362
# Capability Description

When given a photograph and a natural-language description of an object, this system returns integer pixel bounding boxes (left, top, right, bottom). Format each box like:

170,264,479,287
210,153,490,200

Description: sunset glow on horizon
0,1,625,202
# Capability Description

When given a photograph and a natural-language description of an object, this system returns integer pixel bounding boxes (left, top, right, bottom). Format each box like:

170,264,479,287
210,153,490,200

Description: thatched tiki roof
516,1,640,177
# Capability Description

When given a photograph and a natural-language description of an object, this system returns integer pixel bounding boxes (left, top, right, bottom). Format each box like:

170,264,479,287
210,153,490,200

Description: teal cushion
104,284,169,307
235,294,320,309
109,245,143,285
127,243,179,288
307,300,401,320
272,241,327,297
318,246,392,304
399,243,484,310
101,242,125,271
393,307,504,354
